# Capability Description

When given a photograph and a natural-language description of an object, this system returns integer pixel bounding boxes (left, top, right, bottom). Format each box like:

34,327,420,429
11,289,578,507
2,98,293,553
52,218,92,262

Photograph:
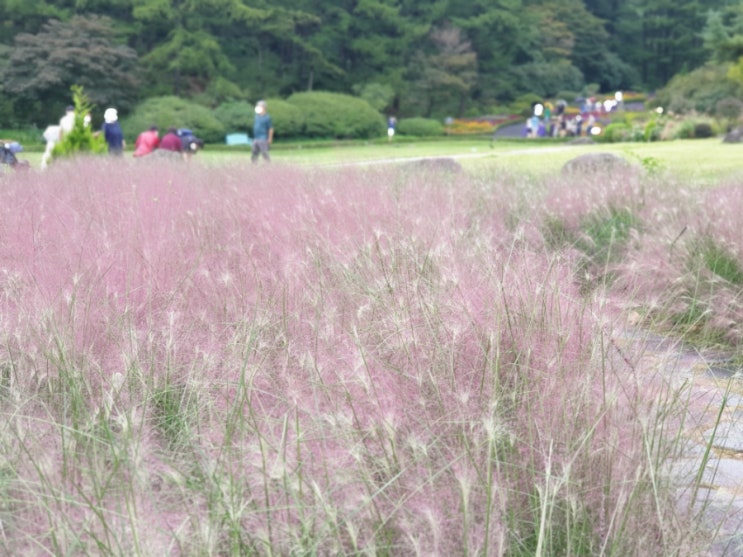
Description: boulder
404,157,463,173
723,127,743,143
561,152,631,175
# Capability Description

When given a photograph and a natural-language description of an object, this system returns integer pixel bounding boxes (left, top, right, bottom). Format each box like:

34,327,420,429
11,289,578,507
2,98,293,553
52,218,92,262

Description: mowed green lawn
15,137,743,185
190,137,743,185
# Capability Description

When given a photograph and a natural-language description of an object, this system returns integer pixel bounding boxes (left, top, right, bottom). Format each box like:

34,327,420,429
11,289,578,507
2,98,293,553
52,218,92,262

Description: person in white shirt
59,105,75,138
40,125,61,169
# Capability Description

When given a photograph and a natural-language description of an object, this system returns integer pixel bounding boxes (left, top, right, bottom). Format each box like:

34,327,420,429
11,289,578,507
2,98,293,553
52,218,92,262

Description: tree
352,82,396,112
451,1,531,98
538,1,624,90
0,0,74,38
2,15,139,126
613,0,730,89
131,0,336,98
411,25,478,117
702,6,743,64
51,85,107,159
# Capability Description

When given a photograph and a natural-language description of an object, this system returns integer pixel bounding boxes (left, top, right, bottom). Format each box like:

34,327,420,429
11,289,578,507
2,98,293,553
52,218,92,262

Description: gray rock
561,152,631,174
723,127,743,143
405,157,463,173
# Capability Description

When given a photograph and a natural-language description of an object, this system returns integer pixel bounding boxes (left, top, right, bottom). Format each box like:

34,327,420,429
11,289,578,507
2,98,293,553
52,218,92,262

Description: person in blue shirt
387,116,397,142
102,107,125,156
251,100,274,163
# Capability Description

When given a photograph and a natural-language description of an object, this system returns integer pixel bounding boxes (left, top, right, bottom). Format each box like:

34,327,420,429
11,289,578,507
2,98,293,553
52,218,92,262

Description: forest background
4,0,743,138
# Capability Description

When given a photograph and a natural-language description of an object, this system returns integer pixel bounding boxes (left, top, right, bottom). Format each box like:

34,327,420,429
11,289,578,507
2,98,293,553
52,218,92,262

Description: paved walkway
319,144,582,169
619,328,743,556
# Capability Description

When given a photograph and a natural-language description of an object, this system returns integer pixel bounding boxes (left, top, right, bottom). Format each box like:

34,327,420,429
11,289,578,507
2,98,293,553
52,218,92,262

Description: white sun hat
104,108,118,124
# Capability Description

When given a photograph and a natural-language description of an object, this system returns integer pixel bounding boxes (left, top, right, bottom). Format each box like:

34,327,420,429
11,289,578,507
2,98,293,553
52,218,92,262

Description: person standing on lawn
102,107,125,156
251,100,273,163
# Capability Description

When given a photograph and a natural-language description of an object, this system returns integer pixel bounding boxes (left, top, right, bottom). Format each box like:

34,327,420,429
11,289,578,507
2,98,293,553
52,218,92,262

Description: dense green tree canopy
1,0,741,125
2,15,139,125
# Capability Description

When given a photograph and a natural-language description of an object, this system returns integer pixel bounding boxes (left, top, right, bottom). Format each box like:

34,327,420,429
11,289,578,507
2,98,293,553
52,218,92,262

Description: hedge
397,117,445,137
121,96,226,143
285,91,385,139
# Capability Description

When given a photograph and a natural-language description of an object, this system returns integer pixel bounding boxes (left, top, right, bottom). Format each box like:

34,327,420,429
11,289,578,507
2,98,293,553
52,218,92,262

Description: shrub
654,63,742,114
286,91,385,139
715,97,743,130
602,122,632,143
668,120,696,140
396,117,445,137
250,98,305,139
694,122,715,138
51,85,107,159
643,118,662,142
213,98,305,139
121,96,226,143
213,101,254,132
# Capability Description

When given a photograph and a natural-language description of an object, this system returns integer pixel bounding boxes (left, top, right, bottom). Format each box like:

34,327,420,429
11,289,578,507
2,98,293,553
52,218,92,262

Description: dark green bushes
214,98,305,140
121,96,226,143
396,117,445,137
602,122,632,143
213,101,253,133
285,91,385,139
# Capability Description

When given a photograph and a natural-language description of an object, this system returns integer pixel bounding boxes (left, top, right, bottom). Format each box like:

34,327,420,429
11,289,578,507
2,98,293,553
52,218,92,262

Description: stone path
620,328,743,556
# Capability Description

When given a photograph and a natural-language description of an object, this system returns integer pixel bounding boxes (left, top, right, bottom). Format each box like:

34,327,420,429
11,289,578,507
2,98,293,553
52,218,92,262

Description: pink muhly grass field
0,158,713,555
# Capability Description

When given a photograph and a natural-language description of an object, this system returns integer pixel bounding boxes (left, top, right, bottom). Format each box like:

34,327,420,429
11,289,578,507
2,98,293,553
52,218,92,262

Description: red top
133,129,160,157
159,133,182,152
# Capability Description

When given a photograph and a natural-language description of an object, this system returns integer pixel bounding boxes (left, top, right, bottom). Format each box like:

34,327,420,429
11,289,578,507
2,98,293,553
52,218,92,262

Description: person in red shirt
158,128,183,152
133,126,160,157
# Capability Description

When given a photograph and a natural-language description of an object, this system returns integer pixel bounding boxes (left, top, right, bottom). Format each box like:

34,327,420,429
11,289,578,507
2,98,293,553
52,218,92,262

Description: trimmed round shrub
694,122,715,138
286,91,385,139
396,117,445,137
602,122,632,143
214,99,305,140
213,101,253,132
121,96,226,143
668,120,696,140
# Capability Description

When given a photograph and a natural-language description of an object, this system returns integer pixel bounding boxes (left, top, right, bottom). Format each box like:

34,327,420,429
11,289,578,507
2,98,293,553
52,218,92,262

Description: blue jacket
103,122,124,152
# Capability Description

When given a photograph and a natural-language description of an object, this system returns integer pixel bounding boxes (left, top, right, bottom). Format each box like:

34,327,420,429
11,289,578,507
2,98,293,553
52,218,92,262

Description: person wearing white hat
101,107,125,156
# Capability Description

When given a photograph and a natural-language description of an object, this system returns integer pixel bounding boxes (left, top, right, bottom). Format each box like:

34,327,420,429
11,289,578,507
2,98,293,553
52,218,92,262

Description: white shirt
59,111,75,134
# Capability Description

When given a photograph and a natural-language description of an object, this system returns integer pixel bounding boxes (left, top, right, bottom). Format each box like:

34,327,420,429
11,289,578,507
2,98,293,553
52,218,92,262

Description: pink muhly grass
538,165,645,234
610,177,743,347
0,158,706,555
